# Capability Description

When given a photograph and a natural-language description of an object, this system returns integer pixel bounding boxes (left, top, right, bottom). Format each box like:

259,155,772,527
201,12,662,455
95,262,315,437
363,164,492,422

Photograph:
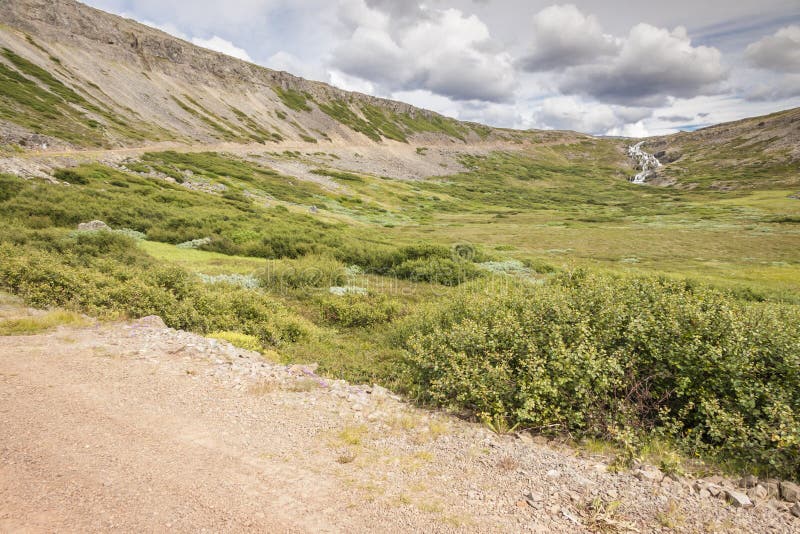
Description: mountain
0,0,563,150
642,107,800,189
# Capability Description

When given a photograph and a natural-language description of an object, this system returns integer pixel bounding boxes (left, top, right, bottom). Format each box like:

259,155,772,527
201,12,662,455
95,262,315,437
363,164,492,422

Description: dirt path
0,304,797,532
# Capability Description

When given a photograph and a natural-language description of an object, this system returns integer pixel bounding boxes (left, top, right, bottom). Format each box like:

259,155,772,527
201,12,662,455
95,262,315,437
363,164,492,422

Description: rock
134,315,166,328
699,489,711,499
747,485,768,501
77,220,110,231
791,503,800,518
765,482,780,499
724,489,753,508
524,491,543,505
707,485,723,497
634,468,663,482
739,475,758,489
781,481,800,503
545,469,560,479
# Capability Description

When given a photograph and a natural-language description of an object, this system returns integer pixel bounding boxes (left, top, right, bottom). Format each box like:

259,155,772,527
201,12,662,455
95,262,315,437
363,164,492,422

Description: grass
273,87,312,112
139,241,264,275
207,330,262,351
0,309,89,335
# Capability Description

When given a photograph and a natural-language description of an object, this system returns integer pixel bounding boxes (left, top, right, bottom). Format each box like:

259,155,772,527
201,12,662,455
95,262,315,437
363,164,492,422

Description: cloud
518,4,619,71
191,35,252,61
560,24,726,106
745,25,800,72
529,96,653,135
331,1,516,102
745,74,800,101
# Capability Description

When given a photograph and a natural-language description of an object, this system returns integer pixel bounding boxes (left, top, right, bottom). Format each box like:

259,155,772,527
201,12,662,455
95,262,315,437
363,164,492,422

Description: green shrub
53,169,89,185
391,257,483,286
0,229,319,347
321,293,401,327
258,254,347,291
397,271,800,479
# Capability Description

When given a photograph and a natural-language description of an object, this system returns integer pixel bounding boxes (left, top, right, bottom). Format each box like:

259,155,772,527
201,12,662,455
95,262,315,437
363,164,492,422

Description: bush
321,293,401,327
391,257,483,286
397,271,800,479
0,230,319,347
258,254,347,291
53,169,89,184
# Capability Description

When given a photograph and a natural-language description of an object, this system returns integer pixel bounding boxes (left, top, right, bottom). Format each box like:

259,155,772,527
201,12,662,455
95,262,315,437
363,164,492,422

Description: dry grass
0,309,89,336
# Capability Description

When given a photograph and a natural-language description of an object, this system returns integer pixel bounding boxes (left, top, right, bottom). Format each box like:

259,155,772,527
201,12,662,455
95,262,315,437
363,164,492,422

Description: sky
84,0,800,137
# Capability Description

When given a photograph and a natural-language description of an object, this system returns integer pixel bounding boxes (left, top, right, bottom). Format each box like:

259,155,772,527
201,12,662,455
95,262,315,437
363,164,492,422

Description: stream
627,141,662,184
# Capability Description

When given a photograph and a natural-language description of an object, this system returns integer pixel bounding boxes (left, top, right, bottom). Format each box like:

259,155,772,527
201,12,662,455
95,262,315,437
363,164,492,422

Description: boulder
780,481,800,503
77,220,110,231
747,485,768,501
724,489,753,508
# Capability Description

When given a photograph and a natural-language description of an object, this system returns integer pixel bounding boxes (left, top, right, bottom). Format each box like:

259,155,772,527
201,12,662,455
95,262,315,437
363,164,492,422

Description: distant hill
642,107,800,190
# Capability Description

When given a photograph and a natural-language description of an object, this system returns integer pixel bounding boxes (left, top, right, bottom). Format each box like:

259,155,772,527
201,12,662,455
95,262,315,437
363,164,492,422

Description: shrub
258,254,347,291
321,293,401,327
397,271,800,479
0,230,319,347
53,169,89,184
391,257,483,286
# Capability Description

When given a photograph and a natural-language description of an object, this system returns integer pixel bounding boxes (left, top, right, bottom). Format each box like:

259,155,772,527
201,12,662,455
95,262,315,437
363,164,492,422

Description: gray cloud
518,4,619,71
657,114,694,122
560,24,726,106
745,25,800,72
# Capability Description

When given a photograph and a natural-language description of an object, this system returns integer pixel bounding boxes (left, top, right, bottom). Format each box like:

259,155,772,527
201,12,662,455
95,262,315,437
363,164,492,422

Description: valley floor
1,297,796,533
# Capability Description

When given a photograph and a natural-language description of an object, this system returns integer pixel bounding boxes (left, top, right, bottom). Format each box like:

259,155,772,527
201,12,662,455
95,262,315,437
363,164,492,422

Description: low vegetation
397,271,800,479
0,309,88,335
1,129,798,484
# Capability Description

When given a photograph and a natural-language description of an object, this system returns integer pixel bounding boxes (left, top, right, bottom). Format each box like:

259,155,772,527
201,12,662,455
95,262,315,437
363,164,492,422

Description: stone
747,485,768,501
707,485,723,497
780,481,800,503
545,469,560,479
724,489,753,508
791,503,800,518
765,482,780,499
77,220,110,231
699,489,711,499
738,475,758,488
634,468,663,482
134,315,166,328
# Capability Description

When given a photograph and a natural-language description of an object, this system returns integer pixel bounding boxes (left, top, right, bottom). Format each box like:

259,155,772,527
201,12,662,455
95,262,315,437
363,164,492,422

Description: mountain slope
0,0,524,149
642,107,800,189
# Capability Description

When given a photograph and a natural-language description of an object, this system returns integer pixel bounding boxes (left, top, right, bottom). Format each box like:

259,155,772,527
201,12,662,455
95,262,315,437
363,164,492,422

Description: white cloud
331,1,516,102
529,95,653,135
745,25,800,72
518,4,619,71
191,35,252,62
